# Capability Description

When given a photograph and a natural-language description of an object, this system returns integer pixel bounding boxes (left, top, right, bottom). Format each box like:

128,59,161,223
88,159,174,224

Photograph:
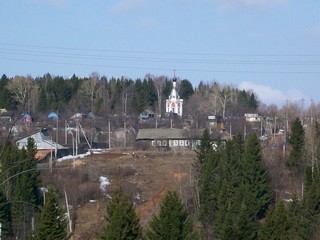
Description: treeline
0,73,258,120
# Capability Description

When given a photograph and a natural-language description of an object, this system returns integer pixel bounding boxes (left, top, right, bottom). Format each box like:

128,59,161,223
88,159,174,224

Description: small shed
0,109,14,123
139,110,155,120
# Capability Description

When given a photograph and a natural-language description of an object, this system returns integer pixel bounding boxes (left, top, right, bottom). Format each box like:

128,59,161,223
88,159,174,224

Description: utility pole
274,116,277,138
65,191,72,233
123,92,127,148
108,119,111,149
283,99,289,158
310,98,314,125
301,98,305,125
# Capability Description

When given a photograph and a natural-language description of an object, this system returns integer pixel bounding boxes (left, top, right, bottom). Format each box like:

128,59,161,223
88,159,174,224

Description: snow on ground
99,176,110,192
56,151,91,162
56,149,108,162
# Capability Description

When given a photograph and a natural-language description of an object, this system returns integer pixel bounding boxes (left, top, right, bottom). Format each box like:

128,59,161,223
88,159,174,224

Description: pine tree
287,118,305,167
10,138,42,238
302,171,320,239
101,187,142,240
146,191,197,240
0,189,13,239
34,187,68,240
287,195,312,240
195,128,213,168
23,137,41,206
259,201,291,240
235,202,257,240
195,128,220,232
241,133,274,219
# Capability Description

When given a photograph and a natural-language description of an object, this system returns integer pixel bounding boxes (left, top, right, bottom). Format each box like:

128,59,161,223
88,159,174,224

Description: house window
162,140,167,146
179,140,184,146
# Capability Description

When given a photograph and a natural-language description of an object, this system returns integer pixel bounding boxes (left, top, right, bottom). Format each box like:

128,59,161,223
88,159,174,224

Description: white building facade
165,78,183,116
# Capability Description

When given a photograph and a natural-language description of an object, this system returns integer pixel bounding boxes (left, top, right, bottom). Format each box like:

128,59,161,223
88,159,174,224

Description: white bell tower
166,75,183,116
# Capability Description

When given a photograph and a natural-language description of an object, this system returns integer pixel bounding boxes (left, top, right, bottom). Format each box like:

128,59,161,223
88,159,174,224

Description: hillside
40,136,304,240
42,150,196,240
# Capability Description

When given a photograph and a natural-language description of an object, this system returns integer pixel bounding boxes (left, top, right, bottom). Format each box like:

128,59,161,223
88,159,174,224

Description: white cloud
239,81,285,105
108,0,148,15
238,81,306,106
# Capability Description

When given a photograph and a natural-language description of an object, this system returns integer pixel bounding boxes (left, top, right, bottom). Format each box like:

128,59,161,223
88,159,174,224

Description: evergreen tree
146,191,197,240
132,79,148,113
0,74,16,110
213,136,241,238
287,118,305,167
0,189,13,239
241,133,274,219
287,195,312,240
194,128,217,228
259,201,291,240
24,137,41,206
101,187,142,240
38,88,48,112
34,187,68,240
9,138,42,238
302,171,320,239
179,79,194,100
195,128,214,169
235,202,257,240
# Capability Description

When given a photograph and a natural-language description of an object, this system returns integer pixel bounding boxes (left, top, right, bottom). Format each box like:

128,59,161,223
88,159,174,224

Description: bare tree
305,123,320,175
6,75,34,112
150,74,166,117
219,86,231,118
198,82,221,117
80,72,100,113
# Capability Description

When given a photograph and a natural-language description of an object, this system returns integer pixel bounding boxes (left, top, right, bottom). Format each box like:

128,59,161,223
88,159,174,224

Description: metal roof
136,128,203,140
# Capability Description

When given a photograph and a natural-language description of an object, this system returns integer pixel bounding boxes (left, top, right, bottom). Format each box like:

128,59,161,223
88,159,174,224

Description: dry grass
41,150,196,239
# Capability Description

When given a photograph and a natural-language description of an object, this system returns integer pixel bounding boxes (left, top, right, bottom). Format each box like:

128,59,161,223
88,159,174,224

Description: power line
1,57,320,74
1,42,320,57
1,48,320,65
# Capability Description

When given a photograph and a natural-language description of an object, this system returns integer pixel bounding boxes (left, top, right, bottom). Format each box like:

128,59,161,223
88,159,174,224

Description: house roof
0,111,14,117
16,128,65,150
140,109,155,115
136,128,203,140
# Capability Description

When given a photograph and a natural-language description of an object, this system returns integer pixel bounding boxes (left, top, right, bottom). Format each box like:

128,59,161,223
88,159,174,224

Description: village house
16,128,66,160
136,128,202,150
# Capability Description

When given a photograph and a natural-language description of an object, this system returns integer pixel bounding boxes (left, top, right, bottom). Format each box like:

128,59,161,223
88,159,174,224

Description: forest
0,73,258,124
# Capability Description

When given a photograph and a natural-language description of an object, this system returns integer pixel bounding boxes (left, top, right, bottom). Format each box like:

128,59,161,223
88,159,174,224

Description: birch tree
6,76,34,111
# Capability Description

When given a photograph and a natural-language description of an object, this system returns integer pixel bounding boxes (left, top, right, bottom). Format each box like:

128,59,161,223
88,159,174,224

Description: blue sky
1,0,320,106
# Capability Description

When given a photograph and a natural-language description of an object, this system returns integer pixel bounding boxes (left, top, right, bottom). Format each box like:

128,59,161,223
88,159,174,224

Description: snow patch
99,176,110,192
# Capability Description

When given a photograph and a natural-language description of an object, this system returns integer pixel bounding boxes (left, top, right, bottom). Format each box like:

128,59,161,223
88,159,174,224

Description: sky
1,0,320,107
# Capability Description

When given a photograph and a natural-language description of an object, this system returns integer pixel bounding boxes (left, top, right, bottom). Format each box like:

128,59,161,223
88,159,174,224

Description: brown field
44,150,197,240
41,137,302,240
